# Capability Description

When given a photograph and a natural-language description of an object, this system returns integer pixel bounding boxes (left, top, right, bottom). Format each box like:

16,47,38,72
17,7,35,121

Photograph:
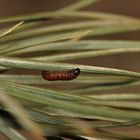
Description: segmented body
41,68,80,81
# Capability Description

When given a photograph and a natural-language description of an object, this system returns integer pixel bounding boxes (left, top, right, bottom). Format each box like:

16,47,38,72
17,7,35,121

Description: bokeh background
0,0,140,70
1,0,139,88
0,0,140,139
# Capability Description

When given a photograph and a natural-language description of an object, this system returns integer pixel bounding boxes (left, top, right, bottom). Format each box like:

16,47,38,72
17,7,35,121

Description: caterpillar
41,68,80,81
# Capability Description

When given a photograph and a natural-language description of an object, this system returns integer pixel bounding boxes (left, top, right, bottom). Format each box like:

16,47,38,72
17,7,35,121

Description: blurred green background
0,0,140,139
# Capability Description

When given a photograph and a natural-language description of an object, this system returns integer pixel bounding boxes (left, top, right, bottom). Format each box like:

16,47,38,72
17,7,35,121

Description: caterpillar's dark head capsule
74,68,80,76
41,68,80,81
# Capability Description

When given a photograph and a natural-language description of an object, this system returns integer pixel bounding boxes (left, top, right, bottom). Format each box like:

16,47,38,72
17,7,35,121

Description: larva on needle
41,68,80,81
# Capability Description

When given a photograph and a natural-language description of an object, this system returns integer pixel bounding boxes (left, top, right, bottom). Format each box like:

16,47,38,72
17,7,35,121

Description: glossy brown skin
41,68,80,81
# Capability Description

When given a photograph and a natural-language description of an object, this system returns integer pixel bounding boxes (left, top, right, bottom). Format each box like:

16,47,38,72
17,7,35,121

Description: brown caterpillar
41,68,80,81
